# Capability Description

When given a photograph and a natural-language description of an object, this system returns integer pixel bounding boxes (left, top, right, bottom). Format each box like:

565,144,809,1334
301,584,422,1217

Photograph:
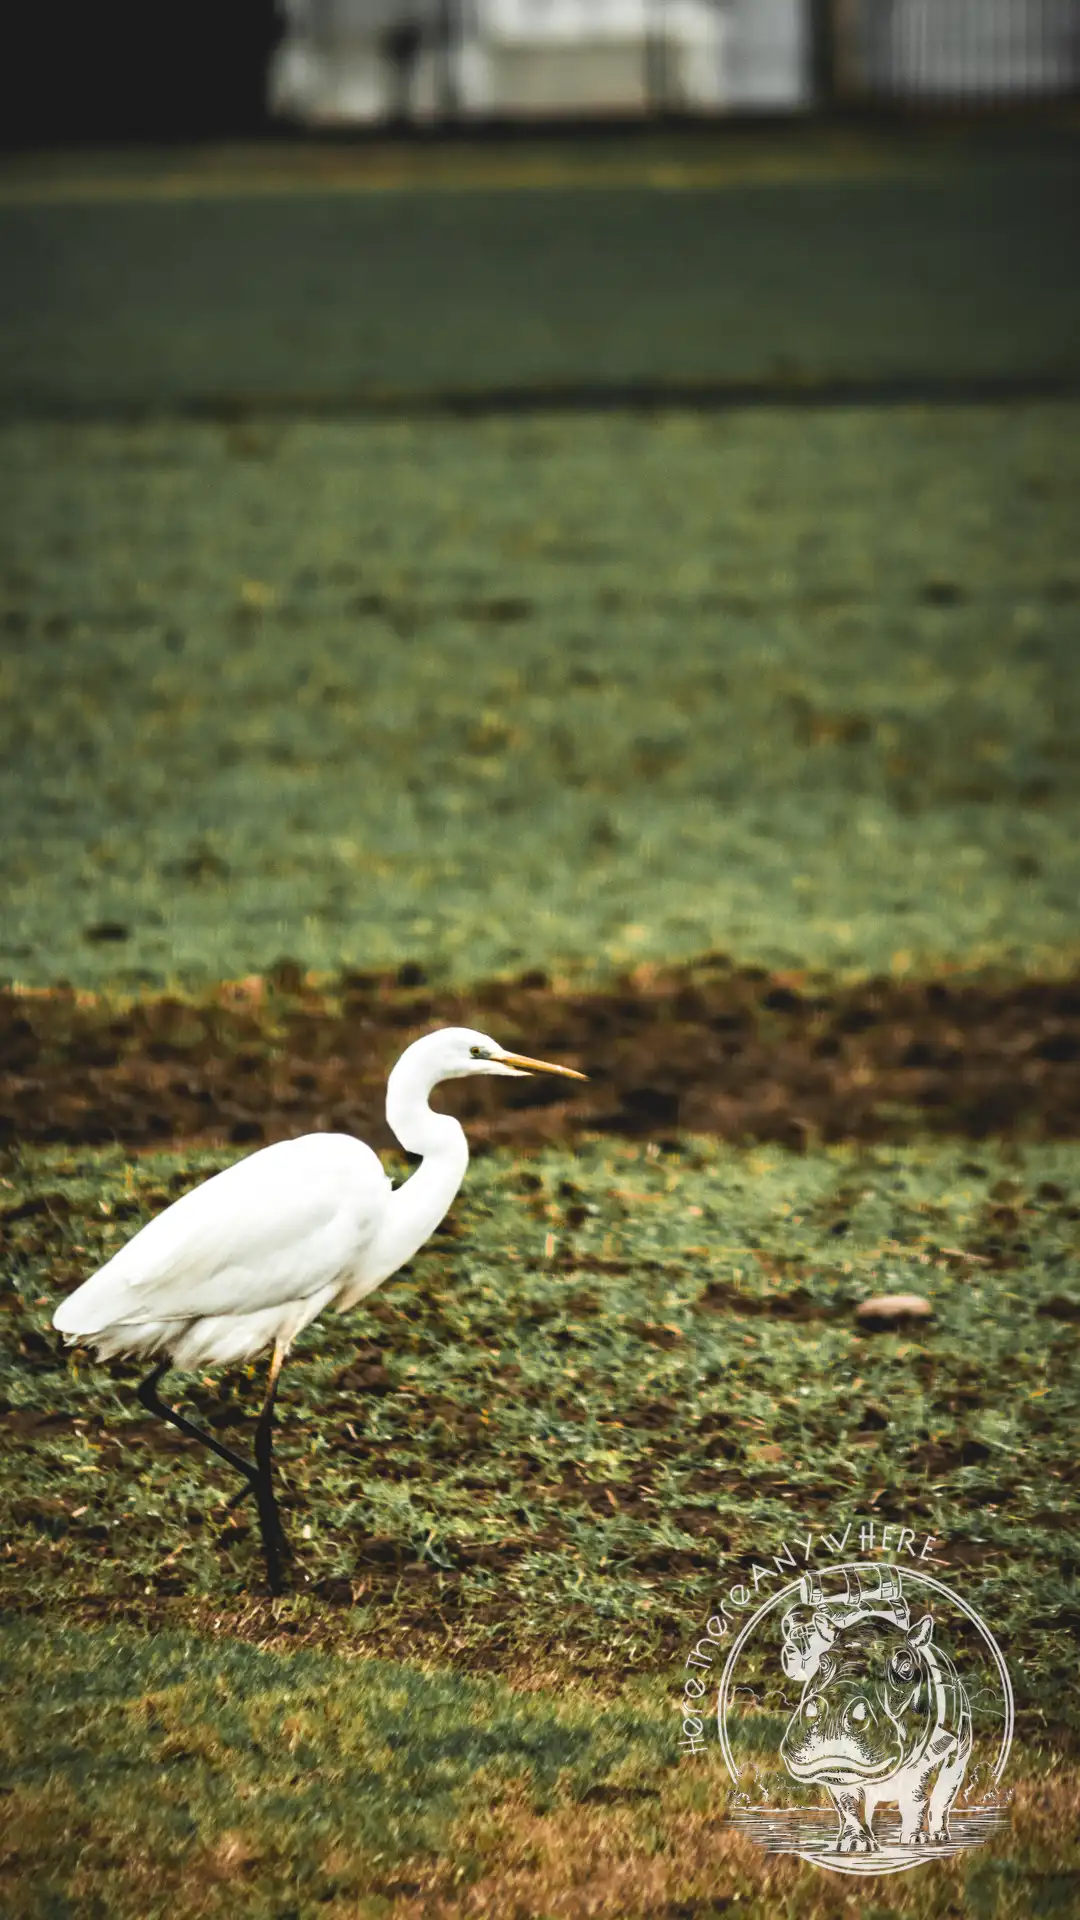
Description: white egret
53,1027,586,1593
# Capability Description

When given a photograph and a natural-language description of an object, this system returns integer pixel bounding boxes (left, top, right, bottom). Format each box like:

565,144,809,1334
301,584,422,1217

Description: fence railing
840,0,1080,103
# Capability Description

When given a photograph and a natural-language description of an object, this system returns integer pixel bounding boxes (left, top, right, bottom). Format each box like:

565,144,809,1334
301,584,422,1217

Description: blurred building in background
269,0,810,122
269,0,1080,125
2,0,1076,149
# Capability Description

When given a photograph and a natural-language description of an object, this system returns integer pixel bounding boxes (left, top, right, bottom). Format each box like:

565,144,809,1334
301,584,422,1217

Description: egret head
405,1026,588,1085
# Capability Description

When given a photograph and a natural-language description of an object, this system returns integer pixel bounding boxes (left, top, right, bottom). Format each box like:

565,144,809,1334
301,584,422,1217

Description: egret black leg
251,1343,292,1585
137,1361,257,1482
135,1359,288,1597
219,1360,292,1533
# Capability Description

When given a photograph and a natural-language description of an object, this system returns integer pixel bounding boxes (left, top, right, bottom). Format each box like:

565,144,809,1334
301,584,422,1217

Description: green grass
2,1617,1078,1920
3,1136,1077,1723
2,402,1078,989
0,1618,671,1918
1,133,1078,412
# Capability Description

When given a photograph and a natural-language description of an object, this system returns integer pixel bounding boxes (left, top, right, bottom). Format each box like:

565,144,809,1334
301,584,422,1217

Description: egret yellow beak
492,1051,588,1081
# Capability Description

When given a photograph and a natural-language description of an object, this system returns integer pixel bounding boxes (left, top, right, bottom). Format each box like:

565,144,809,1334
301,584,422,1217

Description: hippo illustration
779,1571,972,1853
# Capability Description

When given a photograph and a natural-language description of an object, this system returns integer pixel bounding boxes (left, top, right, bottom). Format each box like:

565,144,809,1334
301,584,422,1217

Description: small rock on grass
856,1293,933,1329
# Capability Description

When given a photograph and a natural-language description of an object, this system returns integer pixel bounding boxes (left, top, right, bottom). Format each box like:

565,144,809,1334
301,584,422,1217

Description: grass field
1,126,1079,1916
4,1130,1079,1667
2,1129,1079,1914
2,1625,1077,1920
2,402,1078,990
2,122,1079,413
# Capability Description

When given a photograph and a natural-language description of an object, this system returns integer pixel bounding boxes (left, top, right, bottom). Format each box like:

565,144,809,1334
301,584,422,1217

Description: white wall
726,0,811,108
271,0,814,120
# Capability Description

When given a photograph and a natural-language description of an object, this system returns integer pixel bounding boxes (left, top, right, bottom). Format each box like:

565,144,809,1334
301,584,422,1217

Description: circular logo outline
716,1561,1013,1876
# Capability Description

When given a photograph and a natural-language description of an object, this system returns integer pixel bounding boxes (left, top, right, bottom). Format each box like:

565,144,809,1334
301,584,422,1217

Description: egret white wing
54,1134,390,1335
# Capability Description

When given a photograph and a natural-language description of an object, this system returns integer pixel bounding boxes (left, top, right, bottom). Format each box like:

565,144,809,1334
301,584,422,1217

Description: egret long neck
368,1049,470,1282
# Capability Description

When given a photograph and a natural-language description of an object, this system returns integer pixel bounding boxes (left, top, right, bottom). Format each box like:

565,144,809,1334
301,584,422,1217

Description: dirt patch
2,960,1079,1151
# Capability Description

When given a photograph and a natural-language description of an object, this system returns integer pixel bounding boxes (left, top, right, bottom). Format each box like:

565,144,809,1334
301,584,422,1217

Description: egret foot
137,1354,291,1597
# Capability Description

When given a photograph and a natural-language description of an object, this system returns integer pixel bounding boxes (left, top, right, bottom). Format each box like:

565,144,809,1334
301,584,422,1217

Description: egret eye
469,1045,489,1060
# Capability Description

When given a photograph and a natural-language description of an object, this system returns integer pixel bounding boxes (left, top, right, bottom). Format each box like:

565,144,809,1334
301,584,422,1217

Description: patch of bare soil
2,957,1078,1150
